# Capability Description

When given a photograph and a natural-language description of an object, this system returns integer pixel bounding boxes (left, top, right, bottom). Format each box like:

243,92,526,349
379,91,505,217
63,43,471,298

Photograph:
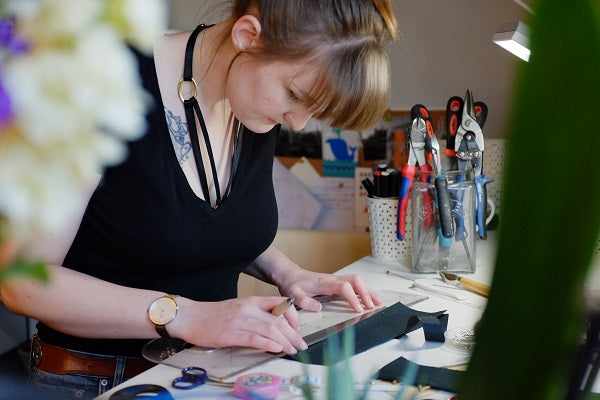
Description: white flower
105,0,169,54
0,0,167,244
72,25,151,139
5,0,102,48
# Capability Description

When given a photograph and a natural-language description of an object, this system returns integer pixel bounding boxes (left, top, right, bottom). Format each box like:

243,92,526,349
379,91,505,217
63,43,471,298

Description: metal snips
454,89,493,239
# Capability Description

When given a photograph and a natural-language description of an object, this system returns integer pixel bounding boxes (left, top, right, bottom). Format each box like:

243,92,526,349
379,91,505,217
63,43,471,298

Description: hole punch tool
452,89,493,239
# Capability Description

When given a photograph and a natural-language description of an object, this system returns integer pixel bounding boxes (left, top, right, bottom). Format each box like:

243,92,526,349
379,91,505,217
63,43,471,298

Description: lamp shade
492,20,531,61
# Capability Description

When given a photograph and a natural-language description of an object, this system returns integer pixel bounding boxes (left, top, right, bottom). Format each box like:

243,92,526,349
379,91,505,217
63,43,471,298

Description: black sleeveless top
37,46,279,356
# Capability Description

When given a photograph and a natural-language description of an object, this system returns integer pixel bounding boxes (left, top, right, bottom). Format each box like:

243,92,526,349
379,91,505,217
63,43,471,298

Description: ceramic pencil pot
366,197,411,263
410,170,477,273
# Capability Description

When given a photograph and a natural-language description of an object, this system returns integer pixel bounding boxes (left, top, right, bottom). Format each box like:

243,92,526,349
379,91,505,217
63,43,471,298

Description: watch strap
155,324,170,338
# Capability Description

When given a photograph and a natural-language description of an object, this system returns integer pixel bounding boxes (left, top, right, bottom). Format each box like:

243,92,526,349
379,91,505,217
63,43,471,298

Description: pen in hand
271,297,294,317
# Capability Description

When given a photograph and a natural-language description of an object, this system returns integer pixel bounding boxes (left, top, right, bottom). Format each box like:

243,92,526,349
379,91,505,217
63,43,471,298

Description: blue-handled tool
474,174,493,240
454,89,493,240
397,163,415,240
434,175,454,243
411,105,453,240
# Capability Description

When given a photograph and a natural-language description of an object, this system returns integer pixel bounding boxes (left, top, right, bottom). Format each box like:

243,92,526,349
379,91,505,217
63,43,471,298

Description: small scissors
172,366,208,389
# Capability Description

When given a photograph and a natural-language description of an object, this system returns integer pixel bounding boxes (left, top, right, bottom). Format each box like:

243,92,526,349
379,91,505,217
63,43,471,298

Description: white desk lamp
492,20,531,62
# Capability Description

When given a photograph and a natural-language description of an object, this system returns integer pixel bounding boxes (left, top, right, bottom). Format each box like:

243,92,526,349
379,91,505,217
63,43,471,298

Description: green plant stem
459,1,600,399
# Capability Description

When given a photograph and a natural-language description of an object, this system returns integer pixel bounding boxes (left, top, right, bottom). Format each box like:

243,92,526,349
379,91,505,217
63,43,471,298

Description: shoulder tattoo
164,108,192,165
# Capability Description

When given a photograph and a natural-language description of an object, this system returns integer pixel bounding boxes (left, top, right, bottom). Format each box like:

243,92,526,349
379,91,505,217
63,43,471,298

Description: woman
0,0,398,398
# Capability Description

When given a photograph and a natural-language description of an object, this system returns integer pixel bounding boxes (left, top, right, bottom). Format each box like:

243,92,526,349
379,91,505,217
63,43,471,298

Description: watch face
149,297,178,325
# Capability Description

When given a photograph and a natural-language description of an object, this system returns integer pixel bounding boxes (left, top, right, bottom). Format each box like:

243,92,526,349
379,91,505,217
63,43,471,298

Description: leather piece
377,356,464,392
289,301,448,365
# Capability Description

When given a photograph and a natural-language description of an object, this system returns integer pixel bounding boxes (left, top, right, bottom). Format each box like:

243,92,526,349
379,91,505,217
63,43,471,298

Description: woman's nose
283,109,313,131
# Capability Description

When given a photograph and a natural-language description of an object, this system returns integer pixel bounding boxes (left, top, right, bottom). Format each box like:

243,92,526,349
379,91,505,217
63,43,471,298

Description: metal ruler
161,290,427,381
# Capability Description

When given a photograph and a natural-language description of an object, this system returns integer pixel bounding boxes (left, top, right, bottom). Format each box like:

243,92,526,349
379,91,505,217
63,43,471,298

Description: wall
167,0,529,138
238,229,372,297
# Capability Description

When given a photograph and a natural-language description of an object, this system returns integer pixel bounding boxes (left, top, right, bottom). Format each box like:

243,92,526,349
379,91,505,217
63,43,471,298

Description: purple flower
0,80,12,127
0,17,30,128
0,17,29,54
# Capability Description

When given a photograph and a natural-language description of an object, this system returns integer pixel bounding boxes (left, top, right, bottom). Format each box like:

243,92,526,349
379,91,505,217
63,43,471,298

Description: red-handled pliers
397,117,434,240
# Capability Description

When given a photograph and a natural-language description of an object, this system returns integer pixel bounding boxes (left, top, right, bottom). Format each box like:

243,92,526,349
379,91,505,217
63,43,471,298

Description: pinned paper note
322,126,361,177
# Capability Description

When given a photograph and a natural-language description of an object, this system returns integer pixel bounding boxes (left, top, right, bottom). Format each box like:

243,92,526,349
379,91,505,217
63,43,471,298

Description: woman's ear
231,15,262,51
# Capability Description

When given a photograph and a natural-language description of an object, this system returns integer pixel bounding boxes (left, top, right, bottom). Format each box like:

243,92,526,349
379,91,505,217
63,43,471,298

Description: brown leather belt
31,335,155,378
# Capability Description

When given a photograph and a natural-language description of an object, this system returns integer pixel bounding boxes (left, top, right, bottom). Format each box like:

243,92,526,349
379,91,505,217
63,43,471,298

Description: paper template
289,156,320,187
272,157,322,230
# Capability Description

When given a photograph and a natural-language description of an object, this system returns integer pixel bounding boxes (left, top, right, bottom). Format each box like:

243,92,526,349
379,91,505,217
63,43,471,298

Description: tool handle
474,101,488,128
474,174,494,240
435,175,454,238
459,277,490,297
397,164,416,240
411,104,436,154
453,174,466,238
445,96,463,150
418,164,434,229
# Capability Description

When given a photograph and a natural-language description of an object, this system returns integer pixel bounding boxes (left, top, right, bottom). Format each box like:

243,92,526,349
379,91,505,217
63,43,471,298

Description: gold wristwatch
148,294,179,338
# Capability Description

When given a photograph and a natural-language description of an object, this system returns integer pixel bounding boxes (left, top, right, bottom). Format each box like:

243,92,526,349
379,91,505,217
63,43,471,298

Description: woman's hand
170,296,307,355
275,268,382,313
246,244,381,313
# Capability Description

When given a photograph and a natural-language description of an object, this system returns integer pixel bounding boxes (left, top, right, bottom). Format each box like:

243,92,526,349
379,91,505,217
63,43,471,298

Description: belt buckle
30,335,43,368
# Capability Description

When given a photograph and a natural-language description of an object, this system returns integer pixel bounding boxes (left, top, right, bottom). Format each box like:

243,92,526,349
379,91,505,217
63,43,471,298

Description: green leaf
0,259,49,283
459,1,600,399
324,330,357,400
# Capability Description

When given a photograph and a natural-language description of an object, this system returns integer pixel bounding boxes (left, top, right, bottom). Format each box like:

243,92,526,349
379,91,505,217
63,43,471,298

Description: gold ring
177,77,198,103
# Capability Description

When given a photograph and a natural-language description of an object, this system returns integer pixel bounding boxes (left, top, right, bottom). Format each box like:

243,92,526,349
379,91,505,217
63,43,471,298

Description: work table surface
96,234,600,399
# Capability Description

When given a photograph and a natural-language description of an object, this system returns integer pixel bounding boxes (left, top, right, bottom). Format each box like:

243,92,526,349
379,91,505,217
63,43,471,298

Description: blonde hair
228,0,398,131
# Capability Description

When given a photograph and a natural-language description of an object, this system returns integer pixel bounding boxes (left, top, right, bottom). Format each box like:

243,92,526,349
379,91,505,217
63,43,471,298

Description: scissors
172,366,208,389
446,90,493,239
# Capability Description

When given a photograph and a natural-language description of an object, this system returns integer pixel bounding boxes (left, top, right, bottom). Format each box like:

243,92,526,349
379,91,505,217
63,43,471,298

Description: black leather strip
181,24,242,207
183,99,211,201
377,357,464,392
191,100,222,204
183,24,205,81
289,301,448,365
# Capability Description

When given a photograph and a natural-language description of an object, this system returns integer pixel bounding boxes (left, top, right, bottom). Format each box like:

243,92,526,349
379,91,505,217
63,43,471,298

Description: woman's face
226,55,319,133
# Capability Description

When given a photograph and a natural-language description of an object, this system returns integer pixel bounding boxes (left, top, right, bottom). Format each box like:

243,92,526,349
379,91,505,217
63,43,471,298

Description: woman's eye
289,90,299,102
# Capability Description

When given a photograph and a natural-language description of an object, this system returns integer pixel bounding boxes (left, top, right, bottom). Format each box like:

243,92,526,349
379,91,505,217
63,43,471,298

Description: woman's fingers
292,294,322,312
342,274,382,309
188,297,307,355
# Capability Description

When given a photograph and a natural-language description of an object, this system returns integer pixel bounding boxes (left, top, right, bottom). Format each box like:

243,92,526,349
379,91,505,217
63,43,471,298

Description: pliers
397,105,453,242
397,116,433,240
453,89,493,239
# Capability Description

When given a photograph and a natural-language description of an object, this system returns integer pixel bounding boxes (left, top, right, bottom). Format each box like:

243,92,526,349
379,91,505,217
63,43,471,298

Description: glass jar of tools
410,169,476,273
